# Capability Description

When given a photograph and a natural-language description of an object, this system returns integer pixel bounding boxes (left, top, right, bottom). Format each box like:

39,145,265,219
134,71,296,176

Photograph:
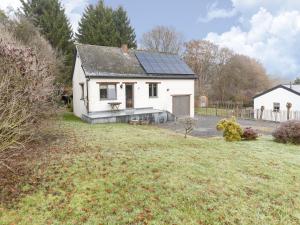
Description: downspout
86,77,90,113
81,65,90,113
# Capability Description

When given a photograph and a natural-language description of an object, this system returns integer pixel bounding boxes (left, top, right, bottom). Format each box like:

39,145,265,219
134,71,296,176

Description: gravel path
158,115,279,137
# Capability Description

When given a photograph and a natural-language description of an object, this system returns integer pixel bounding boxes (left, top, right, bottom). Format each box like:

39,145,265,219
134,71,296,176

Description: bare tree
178,117,196,138
212,54,270,104
183,40,233,99
140,26,184,54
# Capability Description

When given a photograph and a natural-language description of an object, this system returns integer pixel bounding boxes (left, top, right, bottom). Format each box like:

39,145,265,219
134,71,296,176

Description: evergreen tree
294,78,300,85
76,1,117,46
113,6,136,48
76,0,136,48
21,0,74,85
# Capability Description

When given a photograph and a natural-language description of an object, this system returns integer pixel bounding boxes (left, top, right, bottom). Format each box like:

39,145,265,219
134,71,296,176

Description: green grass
1,113,300,225
196,107,233,117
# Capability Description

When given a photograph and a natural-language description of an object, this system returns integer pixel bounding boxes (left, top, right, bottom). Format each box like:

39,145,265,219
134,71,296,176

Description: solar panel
135,51,194,75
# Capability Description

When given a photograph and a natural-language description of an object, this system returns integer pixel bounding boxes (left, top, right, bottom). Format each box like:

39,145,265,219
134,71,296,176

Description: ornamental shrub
242,127,258,140
216,117,243,142
272,120,300,145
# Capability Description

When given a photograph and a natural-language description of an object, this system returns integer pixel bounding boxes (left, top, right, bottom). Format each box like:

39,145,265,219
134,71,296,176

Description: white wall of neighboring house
72,56,87,117
87,78,194,117
72,57,195,118
254,87,300,122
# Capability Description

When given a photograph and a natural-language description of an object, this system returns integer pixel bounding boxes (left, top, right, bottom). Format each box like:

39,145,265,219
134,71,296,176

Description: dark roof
76,44,196,79
253,84,300,98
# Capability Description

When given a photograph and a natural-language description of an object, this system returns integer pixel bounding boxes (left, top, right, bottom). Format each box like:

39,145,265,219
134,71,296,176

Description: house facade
73,44,196,123
253,84,300,122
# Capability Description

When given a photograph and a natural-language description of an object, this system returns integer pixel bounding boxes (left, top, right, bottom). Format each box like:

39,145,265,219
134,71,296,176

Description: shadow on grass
62,112,83,123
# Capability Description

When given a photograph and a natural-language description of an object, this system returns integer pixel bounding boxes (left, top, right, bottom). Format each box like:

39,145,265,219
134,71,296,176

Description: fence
197,107,300,122
254,109,300,122
196,107,254,119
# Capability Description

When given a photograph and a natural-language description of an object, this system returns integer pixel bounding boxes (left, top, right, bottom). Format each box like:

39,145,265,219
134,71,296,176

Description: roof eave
253,85,300,99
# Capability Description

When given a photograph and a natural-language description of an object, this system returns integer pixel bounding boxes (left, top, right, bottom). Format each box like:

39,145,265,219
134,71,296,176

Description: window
99,84,117,100
79,83,84,100
149,83,158,97
273,102,280,112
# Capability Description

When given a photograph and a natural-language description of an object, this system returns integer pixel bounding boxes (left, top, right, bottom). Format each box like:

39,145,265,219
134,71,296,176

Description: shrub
272,121,300,145
242,127,258,140
0,23,58,153
216,117,243,142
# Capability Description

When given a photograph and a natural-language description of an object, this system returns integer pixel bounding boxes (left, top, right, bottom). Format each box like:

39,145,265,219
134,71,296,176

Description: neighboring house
72,44,196,123
253,84,300,122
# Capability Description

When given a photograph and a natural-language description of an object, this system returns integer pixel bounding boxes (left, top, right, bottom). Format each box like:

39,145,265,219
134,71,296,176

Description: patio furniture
108,102,122,111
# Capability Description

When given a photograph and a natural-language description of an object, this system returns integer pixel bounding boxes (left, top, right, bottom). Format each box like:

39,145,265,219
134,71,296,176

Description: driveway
158,115,279,137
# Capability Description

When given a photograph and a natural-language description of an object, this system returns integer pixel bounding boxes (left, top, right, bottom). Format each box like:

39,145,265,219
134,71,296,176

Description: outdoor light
120,84,123,89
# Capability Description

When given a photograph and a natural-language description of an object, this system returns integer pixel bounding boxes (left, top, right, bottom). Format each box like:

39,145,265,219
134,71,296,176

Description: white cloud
198,1,237,23
0,0,89,32
206,8,300,78
231,0,300,14
0,0,21,16
63,0,89,32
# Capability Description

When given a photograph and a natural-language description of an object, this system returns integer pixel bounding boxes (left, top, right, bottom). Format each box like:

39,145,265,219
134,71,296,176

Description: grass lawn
1,113,300,225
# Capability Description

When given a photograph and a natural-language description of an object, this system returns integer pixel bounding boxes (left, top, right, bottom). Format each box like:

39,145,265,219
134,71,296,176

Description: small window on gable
273,102,280,112
99,84,117,100
79,83,84,100
149,83,158,97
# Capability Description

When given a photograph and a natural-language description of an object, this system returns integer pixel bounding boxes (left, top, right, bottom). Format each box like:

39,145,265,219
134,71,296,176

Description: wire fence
197,107,300,122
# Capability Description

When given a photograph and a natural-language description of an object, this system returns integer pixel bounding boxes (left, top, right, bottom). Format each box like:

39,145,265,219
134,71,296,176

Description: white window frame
99,83,117,100
273,102,280,112
149,83,158,98
79,83,84,100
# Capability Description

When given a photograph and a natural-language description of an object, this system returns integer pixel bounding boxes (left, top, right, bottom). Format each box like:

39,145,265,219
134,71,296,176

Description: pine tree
76,1,117,46
76,0,137,48
113,6,136,48
21,0,74,85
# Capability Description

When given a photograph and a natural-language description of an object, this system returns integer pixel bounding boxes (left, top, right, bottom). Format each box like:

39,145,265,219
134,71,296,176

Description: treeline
18,0,136,86
183,40,271,105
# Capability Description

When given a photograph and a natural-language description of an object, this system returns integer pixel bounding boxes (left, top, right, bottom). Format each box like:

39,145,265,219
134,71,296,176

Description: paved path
158,115,279,137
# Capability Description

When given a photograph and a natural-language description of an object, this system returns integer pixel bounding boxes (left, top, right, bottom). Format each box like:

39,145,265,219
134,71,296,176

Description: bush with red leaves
242,127,258,141
272,121,300,145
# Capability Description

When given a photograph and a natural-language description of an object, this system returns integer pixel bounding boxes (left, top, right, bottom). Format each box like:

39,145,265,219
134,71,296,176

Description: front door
125,84,134,108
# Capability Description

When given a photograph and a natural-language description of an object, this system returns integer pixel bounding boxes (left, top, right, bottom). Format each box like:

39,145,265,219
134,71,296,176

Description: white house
72,44,196,123
253,84,300,122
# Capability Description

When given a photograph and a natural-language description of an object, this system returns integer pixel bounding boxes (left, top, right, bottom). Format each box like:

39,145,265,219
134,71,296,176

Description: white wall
254,87,300,121
88,78,195,117
72,56,87,117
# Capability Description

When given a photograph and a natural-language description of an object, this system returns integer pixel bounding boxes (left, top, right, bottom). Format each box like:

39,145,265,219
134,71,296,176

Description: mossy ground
1,113,300,225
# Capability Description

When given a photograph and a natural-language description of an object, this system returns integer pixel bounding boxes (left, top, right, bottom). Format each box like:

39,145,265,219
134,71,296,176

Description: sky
1,0,300,80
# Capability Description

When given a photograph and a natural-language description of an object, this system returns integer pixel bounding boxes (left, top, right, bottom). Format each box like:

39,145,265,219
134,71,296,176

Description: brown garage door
172,95,190,117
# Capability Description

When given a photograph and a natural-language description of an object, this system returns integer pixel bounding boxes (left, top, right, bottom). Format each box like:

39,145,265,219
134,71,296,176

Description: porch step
81,109,175,124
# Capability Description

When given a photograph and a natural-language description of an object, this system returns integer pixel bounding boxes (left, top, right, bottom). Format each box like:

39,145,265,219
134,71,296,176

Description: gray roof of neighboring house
75,44,196,79
283,84,300,93
253,84,300,98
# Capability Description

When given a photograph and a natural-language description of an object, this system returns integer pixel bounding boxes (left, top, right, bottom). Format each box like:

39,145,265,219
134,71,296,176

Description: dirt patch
0,128,64,206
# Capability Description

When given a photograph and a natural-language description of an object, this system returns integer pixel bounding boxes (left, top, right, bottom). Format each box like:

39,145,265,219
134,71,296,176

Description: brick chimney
121,44,128,54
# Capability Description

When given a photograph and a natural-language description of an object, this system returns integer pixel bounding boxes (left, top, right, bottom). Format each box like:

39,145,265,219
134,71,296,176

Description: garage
172,95,190,117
